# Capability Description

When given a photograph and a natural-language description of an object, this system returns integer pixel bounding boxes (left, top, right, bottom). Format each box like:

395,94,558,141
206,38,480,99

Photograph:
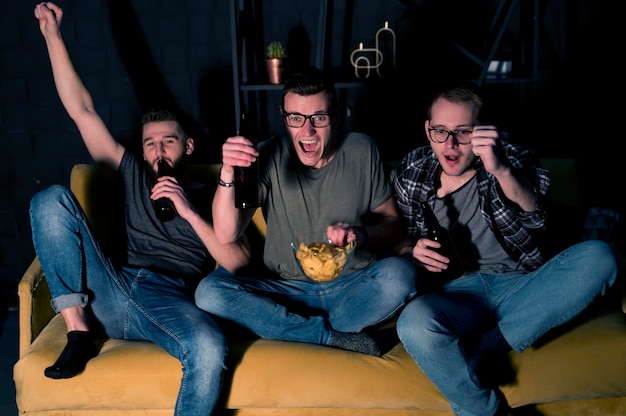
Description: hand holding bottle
417,201,463,280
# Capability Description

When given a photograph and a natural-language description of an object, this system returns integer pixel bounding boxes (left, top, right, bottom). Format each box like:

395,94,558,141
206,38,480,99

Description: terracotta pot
265,58,286,84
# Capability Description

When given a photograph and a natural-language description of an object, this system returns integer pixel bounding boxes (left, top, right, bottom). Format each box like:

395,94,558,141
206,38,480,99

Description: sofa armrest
18,256,55,359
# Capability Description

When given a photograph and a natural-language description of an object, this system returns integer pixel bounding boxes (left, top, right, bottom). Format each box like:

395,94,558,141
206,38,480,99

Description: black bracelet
218,178,235,188
353,226,368,245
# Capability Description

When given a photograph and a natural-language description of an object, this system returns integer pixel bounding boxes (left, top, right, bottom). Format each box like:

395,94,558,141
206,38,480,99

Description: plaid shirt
393,141,551,271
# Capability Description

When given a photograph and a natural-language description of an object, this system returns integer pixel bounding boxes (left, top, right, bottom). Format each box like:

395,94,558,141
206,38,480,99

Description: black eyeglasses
427,128,473,144
283,112,331,128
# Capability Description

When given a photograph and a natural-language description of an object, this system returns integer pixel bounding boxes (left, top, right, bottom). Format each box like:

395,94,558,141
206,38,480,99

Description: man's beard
146,157,187,182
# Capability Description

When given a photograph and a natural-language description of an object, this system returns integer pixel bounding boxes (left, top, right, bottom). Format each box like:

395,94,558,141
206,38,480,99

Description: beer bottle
234,113,260,209
420,200,463,279
154,159,177,221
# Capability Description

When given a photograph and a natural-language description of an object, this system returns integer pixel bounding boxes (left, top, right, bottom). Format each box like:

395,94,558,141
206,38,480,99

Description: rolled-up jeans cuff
50,293,89,313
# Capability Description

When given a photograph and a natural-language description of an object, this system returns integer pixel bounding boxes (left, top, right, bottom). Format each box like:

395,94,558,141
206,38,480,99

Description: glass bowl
291,233,356,282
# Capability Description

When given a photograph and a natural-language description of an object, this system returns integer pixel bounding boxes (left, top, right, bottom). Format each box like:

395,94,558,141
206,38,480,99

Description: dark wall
0,0,621,306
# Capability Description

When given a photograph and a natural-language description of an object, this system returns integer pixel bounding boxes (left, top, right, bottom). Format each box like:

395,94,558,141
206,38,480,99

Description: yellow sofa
14,161,626,416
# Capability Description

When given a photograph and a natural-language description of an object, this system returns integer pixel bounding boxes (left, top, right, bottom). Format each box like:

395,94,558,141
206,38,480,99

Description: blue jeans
195,257,417,345
396,239,618,416
30,185,226,416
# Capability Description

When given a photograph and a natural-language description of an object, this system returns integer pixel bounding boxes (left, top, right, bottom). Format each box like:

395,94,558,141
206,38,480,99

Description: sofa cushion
14,315,181,413
503,307,626,406
15,306,626,414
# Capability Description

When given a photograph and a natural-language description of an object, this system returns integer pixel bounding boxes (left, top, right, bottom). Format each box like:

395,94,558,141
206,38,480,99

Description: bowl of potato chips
291,233,356,282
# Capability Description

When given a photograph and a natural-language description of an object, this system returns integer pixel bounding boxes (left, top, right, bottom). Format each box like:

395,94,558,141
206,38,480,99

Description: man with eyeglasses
196,65,417,356
393,81,618,415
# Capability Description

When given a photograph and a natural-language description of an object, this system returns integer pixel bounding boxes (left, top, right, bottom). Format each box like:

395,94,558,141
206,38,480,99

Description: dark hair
426,81,483,122
140,109,188,139
281,66,338,118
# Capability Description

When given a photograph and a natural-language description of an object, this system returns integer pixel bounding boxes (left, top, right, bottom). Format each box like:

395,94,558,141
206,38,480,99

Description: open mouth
299,140,318,155
441,153,464,168
444,154,459,162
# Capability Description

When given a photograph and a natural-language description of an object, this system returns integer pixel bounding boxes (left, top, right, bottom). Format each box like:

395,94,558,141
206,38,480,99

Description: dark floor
0,304,19,416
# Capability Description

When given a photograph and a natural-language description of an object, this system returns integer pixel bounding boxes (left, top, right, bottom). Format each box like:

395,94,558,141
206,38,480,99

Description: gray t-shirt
118,151,214,282
435,176,522,274
258,132,391,280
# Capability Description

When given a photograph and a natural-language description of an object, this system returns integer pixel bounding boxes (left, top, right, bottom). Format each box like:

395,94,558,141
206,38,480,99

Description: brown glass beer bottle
234,113,260,209
420,200,463,279
154,159,177,221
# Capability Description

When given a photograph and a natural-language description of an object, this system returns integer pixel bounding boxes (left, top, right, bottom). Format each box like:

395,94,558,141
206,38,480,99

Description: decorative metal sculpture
350,21,396,79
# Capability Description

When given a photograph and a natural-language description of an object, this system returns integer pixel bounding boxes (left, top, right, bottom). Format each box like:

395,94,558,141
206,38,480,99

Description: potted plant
265,41,287,84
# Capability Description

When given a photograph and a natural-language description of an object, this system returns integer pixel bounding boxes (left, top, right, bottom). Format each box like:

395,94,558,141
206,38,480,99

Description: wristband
218,178,235,188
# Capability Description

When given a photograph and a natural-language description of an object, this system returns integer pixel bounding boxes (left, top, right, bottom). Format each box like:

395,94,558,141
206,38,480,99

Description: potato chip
295,241,355,281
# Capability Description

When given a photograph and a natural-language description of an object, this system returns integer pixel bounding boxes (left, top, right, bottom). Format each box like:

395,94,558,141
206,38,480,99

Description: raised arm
212,135,258,244
35,2,124,168
471,126,536,212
